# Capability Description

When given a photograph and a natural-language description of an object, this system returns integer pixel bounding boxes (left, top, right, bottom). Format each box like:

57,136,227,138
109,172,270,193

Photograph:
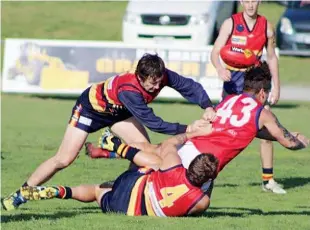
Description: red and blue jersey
190,93,264,173
87,69,212,135
224,12,268,95
144,165,205,217
101,165,205,217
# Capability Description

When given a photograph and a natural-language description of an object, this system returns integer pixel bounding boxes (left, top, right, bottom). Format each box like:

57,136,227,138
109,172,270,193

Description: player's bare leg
95,186,112,206
20,184,111,206
86,117,150,159
260,105,286,194
2,125,88,211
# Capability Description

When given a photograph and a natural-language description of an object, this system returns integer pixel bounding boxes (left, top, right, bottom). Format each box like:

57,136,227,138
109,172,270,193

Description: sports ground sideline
280,86,310,101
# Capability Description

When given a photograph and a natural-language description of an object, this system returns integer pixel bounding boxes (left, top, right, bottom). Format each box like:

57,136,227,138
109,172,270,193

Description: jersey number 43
217,95,258,127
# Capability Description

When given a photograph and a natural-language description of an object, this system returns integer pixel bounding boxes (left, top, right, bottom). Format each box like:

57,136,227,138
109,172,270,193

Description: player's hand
268,88,280,105
193,122,213,137
294,133,310,148
217,67,231,82
202,107,217,122
187,119,212,135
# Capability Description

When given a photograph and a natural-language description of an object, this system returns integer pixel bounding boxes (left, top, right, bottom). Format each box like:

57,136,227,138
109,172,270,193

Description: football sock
107,151,118,158
56,186,72,199
115,144,140,162
262,168,273,185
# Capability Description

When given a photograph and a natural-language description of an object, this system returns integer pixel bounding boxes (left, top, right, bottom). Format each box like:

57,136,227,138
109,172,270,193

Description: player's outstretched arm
118,91,188,135
259,109,309,150
161,121,213,147
165,69,213,109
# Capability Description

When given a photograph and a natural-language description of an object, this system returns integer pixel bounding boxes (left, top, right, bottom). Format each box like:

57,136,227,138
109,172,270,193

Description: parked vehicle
276,1,310,52
122,1,237,46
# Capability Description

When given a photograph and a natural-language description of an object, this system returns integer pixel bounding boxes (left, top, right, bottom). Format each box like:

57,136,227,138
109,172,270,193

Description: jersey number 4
217,95,258,127
159,184,189,208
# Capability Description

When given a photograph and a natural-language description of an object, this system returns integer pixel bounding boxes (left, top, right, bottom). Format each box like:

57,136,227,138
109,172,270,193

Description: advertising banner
2,39,275,100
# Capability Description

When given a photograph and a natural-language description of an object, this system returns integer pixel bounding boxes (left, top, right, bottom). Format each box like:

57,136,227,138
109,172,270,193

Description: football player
211,0,283,193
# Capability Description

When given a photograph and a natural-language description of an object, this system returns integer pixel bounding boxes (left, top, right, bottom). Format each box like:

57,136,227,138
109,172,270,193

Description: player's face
241,0,260,17
139,76,163,93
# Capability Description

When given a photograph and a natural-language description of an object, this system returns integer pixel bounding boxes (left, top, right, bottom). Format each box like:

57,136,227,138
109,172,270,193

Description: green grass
1,94,310,230
1,1,310,229
1,1,310,85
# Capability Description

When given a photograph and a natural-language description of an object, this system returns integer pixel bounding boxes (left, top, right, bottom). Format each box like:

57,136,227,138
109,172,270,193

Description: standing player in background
210,0,283,193
2,53,215,211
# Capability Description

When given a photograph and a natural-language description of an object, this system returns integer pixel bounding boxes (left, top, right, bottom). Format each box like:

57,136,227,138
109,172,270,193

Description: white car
122,1,237,46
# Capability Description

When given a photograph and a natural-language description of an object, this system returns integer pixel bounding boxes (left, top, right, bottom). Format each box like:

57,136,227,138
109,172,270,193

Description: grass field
1,1,310,85
1,1,310,229
1,94,310,230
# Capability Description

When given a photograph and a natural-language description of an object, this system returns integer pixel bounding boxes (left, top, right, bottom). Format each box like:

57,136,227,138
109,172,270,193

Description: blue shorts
68,87,132,133
222,70,245,98
100,169,148,215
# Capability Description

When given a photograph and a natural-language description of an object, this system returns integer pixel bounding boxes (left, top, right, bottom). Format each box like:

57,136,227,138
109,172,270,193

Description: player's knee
53,155,75,169
95,185,111,206
95,185,102,198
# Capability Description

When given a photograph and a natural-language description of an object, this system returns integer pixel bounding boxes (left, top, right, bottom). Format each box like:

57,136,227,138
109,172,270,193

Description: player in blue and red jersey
2,53,215,211
210,0,283,193
179,62,308,180
18,126,218,217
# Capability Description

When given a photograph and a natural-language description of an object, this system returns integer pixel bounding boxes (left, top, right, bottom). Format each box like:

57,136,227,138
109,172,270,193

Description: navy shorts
222,70,245,100
68,87,132,133
100,169,147,215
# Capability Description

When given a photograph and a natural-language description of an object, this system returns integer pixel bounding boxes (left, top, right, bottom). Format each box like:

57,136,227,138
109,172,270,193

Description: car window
288,1,310,9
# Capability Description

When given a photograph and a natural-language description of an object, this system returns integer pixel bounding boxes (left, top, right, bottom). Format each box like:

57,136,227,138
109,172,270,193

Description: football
220,44,257,69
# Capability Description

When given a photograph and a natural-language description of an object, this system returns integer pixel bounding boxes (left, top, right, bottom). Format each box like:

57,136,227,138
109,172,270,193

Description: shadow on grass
73,206,100,211
203,206,310,218
214,183,238,188
2,206,309,221
1,211,80,223
277,177,310,189
29,94,78,101
296,206,310,209
249,176,310,190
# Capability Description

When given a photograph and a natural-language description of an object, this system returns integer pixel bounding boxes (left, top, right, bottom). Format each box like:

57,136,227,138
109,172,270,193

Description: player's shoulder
258,107,275,128
222,17,233,29
258,15,275,37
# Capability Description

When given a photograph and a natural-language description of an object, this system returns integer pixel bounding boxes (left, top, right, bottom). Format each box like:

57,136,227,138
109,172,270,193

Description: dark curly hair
243,61,272,94
186,154,219,187
135,53,166,82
